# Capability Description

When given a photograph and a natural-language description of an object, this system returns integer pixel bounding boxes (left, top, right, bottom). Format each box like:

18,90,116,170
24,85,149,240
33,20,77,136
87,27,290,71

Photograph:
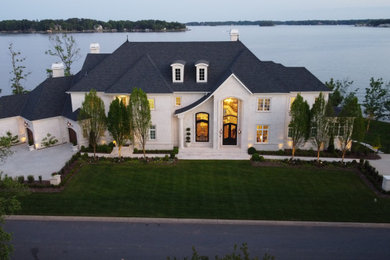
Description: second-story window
257,98,271,112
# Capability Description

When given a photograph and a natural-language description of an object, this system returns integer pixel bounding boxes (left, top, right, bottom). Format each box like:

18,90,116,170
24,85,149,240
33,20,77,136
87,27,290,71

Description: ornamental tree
78,89,107,159
289,94,310,158
310,92,331,162
107,98,131,157
129,88,151,158
363,78,390,132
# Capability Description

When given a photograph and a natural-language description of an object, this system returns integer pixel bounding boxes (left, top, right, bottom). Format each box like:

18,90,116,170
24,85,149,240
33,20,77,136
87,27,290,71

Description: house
0,30,329,154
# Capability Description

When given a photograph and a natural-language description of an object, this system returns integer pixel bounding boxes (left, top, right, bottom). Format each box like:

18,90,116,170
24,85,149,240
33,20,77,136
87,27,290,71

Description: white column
178,115,184,149
213,98,218,150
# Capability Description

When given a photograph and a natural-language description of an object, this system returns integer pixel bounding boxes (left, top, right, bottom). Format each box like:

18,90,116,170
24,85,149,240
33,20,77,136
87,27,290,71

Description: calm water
0,25,389,99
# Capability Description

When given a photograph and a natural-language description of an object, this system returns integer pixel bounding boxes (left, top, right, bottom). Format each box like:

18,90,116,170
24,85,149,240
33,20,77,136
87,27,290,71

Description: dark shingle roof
0,94,28,119
21,77,73,121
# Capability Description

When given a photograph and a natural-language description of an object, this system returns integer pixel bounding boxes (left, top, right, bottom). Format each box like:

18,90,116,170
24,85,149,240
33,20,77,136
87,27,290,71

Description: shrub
163,155,170,161
27,175,34,183
41,133,58,147
17,175,25,183
251,152,265,162
247,147,257,155
173,146,179,155
170,151,176,159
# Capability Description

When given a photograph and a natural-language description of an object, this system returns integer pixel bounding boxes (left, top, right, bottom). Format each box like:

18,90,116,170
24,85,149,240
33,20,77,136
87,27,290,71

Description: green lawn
19,160,390,222
365,120,390,153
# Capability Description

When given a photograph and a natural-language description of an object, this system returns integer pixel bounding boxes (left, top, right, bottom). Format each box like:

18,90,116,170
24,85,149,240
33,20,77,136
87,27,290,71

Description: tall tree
325,78,354,107
129,88,151,158
45,33,80,76
107,98,131,158
363,78,390,131
337,93,362,162
310,93,331,162
289,94,310,158
78,89,107,159
0,133,29,260
8,43,30,94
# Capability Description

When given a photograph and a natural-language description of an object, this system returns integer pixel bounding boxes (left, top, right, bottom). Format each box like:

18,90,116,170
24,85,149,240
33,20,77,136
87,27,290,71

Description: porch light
67,121,73,127
24,121,29,127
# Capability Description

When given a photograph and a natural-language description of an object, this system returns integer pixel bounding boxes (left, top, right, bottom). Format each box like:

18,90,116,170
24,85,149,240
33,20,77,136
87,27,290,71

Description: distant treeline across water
187,19,390,27
0,18,186,33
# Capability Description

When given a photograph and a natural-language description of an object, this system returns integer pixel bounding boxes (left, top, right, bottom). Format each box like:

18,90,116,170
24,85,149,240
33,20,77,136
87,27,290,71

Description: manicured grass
365,120,390,153
19,160,390,222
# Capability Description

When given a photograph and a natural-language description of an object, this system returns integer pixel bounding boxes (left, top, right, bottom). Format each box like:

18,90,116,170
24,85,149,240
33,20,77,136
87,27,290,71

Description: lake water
0,25,389,99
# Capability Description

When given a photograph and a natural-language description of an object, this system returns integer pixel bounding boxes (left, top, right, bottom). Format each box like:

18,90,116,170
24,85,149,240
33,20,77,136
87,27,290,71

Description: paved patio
0,143,77,180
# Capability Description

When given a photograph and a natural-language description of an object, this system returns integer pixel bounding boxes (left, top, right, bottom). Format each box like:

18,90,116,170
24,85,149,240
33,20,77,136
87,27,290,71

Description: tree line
0,18,186,33
187,19,390,27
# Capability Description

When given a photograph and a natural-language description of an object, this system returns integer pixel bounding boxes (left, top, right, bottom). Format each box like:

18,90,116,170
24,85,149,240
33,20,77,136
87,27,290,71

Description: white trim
256,97,271,112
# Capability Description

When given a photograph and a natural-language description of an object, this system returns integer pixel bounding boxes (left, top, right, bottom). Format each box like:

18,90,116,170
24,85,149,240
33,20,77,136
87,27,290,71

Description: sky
1,0,390,22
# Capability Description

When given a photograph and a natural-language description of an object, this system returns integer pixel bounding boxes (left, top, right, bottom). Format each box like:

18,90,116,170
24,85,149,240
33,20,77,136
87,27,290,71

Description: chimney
230,29,239,41
90,43,100,53
51,62,64,78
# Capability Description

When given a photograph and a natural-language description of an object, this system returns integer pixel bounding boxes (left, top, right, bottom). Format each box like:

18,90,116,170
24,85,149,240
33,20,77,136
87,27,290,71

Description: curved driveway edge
6,215,390,228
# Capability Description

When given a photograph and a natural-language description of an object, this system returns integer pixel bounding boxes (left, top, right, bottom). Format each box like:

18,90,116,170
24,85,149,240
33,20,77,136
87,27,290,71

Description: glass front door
223,98,238,145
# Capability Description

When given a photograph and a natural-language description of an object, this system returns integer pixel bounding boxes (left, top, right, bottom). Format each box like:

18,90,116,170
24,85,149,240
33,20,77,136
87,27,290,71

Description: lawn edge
6,215,390,228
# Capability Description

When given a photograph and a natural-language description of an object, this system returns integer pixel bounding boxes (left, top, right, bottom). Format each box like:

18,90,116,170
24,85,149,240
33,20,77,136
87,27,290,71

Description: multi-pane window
175,68,181,81
148,98,155,110
256,125,269,143
196,112,209,142
175,97,181,106
149,125,156,140
199,68,205,81
257,98,271,111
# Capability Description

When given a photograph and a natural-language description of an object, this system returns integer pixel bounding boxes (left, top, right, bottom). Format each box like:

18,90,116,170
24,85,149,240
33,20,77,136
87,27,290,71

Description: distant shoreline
0,28,187,34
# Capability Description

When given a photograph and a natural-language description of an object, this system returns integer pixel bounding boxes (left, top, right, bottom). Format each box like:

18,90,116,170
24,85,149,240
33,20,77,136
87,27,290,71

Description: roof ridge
145,54,173,93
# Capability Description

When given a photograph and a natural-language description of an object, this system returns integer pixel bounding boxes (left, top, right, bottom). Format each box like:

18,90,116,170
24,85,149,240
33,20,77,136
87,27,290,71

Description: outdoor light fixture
24,121,29,127
67,121,73,127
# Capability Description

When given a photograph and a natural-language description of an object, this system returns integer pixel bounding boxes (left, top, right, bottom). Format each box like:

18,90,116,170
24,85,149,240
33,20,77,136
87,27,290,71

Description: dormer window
195,60,209,83
171,60,185,83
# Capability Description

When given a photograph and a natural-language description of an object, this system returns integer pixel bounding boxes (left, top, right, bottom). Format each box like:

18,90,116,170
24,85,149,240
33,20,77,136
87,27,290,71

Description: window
195,61,209,83
256,125,269,143
196,112,209,142
117,95,128,105
171,62,185,83
257,98,270,111
310,127,317,137
289,97,296,110
175,96,181,106
149,125,156,140
148,98,155,110
199,68,205,81
175,68,181,81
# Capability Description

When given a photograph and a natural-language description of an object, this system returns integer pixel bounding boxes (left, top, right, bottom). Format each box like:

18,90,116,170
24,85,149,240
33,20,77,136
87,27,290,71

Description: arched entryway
26,128,34,146
223,97,238,145
68,128,78,145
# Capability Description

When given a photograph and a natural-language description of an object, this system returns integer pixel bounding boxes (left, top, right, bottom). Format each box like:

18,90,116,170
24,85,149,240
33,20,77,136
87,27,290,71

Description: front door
26,128,34,146
68,128,77,145
222,98,238,146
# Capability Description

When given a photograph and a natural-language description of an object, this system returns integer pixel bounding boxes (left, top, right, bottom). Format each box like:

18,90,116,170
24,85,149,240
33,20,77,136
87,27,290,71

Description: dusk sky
1,0,390,22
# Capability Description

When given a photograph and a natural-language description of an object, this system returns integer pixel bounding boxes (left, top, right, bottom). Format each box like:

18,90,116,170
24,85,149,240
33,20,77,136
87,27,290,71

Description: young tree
9,43,30,94
45,33,80,76
363,78,390,132
129,88,151,158
336,93,362,162
289,94,310,159
310,93,331,162
78,89,107,159
107,98,131,158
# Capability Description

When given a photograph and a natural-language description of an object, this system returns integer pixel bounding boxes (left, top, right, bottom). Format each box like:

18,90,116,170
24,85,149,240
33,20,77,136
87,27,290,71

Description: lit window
175,68,181,81
175,97,181,106
289,97,296,110
256,125,269,143
257,98,270,111
148,98,155,110
149,125,156,140
117,95,128,105
196,112,209,142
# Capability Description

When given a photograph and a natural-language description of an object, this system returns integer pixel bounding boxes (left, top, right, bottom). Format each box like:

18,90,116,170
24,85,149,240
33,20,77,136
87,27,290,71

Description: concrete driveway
0,143,76,180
